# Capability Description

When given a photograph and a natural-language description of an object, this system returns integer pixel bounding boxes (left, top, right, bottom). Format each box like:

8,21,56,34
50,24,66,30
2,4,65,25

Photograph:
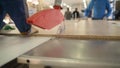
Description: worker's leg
3,0,31,33
23,0,29,18
0,4,6,30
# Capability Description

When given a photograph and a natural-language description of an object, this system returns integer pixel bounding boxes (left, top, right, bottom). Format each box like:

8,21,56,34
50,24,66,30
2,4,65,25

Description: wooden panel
1,20,120,40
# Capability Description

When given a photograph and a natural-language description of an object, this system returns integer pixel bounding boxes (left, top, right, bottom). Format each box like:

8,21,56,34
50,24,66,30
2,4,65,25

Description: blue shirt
85,0,112,19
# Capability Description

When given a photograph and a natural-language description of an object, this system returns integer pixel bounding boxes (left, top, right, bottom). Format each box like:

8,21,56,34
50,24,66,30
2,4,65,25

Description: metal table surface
18,38,120,68
0,35,51,67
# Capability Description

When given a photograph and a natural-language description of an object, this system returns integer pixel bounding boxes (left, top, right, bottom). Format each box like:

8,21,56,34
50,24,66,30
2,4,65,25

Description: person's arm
64,12,66,17
77,11,80,18
70,12,72,18
64,12,68,19
106,0,112,17
72,11,75,19
85,0,94,17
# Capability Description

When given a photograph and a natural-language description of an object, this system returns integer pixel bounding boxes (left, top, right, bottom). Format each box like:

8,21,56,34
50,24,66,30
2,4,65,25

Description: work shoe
21,27,38,35
0,24,15,34
2,24,15,30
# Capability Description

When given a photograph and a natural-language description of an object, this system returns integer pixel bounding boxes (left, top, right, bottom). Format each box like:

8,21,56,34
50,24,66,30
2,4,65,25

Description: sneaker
2,24,15,30
0,24,15,34
21,27,38,35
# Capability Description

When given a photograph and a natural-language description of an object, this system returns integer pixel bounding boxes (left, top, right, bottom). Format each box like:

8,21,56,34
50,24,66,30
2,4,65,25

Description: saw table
1,20,120,68
18,38,120,68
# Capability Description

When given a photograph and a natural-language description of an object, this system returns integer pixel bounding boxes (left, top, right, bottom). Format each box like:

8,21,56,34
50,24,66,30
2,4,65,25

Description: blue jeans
0,0,31,33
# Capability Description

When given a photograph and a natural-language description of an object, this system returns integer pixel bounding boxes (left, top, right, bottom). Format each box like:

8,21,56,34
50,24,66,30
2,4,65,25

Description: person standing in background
85,0,112,20
64,8,72,20
0,0,38,35
72,8,80,19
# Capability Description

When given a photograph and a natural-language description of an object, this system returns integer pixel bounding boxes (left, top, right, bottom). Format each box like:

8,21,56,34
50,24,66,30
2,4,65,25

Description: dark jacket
72,11,80,19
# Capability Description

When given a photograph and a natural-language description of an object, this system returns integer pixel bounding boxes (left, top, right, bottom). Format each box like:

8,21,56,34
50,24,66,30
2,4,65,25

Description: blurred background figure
64,8,72,20
85,0,112,20
72,8,80,19
115,10,120,20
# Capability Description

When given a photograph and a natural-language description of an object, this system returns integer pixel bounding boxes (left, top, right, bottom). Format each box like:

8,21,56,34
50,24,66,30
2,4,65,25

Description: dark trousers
92,18,103,20
0,0,31,33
